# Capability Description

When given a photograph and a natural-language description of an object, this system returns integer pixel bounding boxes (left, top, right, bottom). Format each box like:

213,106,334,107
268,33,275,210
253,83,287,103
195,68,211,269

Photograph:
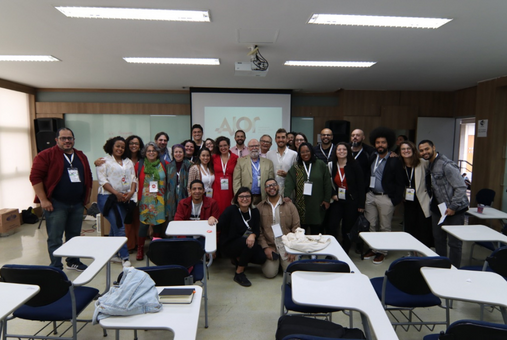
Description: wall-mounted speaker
325,120,350,144
34,118,65,152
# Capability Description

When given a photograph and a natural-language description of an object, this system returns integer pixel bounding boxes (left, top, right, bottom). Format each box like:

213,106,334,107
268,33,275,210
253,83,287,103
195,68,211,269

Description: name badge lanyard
337,167,346,188
373,155,385,174
221,157,229,176
200,165,211,187
405,167,414,188
320,144,334,162
220,156,230,190
303,162,312,182
239,208,252,230
353,148,363,160
64,153,74,167
251,159,261,187
65,153,81,183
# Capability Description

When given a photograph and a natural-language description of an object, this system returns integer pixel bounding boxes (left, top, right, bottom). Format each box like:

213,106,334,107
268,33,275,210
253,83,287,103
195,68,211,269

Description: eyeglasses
295,138,305,142
265,183,278,188
260,140,272,144
238,195,252,200
249,145,260,148
58,137,74,141
146,150,157,153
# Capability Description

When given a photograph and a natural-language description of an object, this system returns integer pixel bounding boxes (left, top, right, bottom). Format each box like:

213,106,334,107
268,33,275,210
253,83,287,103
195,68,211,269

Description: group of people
29,122,468,287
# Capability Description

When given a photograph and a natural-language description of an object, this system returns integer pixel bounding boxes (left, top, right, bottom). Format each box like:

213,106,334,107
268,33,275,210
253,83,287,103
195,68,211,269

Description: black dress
403,166,433,247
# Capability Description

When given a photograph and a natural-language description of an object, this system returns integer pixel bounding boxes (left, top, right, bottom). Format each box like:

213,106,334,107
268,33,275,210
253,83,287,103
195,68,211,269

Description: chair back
137,265,190,286
286,259,350,274
485,246,507,277
147,239,204,268
0,265,71,307
386,256,451,295
476,188,495,206
440,319,507,340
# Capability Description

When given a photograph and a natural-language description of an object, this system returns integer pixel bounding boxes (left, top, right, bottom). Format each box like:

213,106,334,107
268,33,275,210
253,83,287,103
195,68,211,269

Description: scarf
144,158,161,181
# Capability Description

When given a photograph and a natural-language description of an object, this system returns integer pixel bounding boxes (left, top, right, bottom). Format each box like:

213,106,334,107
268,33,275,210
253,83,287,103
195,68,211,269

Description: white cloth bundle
282,227,331,253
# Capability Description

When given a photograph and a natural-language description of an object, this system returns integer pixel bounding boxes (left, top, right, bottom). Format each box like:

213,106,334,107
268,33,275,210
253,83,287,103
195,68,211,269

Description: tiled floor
0,216,504,340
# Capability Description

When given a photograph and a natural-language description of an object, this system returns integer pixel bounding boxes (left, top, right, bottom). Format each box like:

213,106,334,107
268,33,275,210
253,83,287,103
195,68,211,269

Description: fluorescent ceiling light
124,57,219,65
308,14,452,29
285,61,376,68
55,6,210,22
0,55,60,62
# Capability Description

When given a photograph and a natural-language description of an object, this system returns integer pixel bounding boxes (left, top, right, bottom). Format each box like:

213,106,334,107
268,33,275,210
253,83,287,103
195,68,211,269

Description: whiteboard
65,114,190,179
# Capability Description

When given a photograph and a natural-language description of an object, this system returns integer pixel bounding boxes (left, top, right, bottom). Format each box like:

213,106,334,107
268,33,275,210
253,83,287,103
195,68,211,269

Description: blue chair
0,264,99,340
423,319,507,340
280,259,351,323
146,239,209,327
370,256,452,332
276,315,365,340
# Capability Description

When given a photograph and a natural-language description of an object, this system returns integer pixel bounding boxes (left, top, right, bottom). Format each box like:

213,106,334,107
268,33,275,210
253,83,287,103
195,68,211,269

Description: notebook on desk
159,288,195,304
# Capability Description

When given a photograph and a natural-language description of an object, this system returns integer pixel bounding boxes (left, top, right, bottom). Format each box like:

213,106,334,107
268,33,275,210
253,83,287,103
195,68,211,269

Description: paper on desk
438,203,447,225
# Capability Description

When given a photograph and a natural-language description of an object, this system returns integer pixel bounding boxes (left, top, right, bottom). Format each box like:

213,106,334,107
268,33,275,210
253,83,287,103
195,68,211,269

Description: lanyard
239,208,252,230
373,155,385,173
353,148,363,160
303,162,312,181
221,155,229,176
405,167,414,188
251,159,260,173
320,144,334,162
337,166,346,185
64,153,74,167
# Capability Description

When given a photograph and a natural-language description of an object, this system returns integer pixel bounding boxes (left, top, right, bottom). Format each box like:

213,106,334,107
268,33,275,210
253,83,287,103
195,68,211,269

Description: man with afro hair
363,127,405,264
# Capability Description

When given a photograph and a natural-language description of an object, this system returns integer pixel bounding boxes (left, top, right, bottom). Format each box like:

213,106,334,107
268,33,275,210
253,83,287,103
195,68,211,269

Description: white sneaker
122,259,132,268
110,256,122,263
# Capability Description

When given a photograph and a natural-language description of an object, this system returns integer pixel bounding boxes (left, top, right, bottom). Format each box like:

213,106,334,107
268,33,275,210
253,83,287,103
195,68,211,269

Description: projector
235,62,269,77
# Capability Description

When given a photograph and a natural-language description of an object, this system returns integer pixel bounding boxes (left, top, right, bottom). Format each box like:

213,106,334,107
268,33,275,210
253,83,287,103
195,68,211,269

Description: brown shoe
373,253,385,265
363,250,376,260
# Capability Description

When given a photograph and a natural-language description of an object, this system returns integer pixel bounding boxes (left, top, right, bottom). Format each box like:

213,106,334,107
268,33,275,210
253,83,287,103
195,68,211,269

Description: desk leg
115,329,119,340
104,262,111,295
500,307,507,324
360,313,373,340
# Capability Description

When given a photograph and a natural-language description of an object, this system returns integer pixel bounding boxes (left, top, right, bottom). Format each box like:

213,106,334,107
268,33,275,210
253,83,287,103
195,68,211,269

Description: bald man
314,128,335,163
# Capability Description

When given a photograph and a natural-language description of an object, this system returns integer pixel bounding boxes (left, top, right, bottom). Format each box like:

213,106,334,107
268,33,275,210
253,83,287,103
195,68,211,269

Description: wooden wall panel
0,78,36,95
453,87,477,118
471,76,507,214
343,116,382,141
380,106,419,130
35,102,190,116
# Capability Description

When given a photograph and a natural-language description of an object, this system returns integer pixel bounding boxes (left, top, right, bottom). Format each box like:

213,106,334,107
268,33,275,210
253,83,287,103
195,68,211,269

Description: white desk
53,236,127,290
421,267,507,323
467,207,507,220
166,220,217,254
284,235,360,274
100,286,202,340
291,271,399,340
360,231,439,257
442,225,507,244
0,282,40,336
0,282,40,320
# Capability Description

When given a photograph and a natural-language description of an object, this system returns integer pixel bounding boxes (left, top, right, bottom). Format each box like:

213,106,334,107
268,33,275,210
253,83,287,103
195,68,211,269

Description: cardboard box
0,208,21,236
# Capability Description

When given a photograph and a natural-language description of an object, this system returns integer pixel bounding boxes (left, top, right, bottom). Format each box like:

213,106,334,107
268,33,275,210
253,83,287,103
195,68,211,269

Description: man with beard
257,178,299,278
350,129,375,193
266,128,297,193
363,127,405,264
233,139,275,205
230,130,249,157
418,140,469,268
191,124,205,151
154,132,172,162
314,128,335,163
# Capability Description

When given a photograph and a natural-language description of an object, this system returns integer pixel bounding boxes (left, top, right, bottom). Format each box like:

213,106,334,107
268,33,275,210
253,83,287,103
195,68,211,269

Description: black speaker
325,120,350,144
34,118,65,152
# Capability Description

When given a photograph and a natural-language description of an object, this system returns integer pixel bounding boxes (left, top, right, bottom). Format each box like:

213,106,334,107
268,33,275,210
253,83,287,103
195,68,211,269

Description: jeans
45,198,84,268
431,210,465,268
97,194,129,260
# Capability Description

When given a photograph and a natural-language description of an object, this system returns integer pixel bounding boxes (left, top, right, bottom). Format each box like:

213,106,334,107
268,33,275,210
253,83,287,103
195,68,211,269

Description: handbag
348,213,369,243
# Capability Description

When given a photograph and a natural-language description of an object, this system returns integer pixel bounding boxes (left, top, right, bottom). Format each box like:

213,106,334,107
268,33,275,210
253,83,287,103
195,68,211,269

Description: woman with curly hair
212,136,238,215
96,136,136,267
187,147,215,199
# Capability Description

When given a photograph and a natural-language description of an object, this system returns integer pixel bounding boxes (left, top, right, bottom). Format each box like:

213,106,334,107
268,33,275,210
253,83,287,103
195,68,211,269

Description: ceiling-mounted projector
234,61,269,77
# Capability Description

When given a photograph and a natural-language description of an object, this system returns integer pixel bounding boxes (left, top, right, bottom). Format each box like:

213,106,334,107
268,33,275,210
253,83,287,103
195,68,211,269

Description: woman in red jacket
211,136,238,216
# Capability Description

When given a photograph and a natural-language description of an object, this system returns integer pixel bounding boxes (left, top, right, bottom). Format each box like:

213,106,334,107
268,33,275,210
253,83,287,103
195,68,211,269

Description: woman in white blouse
187,148,215,198
96,136,136,267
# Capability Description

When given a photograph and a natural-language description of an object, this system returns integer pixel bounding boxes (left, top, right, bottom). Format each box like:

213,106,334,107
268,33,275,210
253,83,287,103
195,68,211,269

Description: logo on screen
215,116,260,135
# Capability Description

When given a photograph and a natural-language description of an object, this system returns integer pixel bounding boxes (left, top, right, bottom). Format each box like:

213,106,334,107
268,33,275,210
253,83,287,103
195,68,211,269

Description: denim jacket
428,153,469,212
92,267,162,324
